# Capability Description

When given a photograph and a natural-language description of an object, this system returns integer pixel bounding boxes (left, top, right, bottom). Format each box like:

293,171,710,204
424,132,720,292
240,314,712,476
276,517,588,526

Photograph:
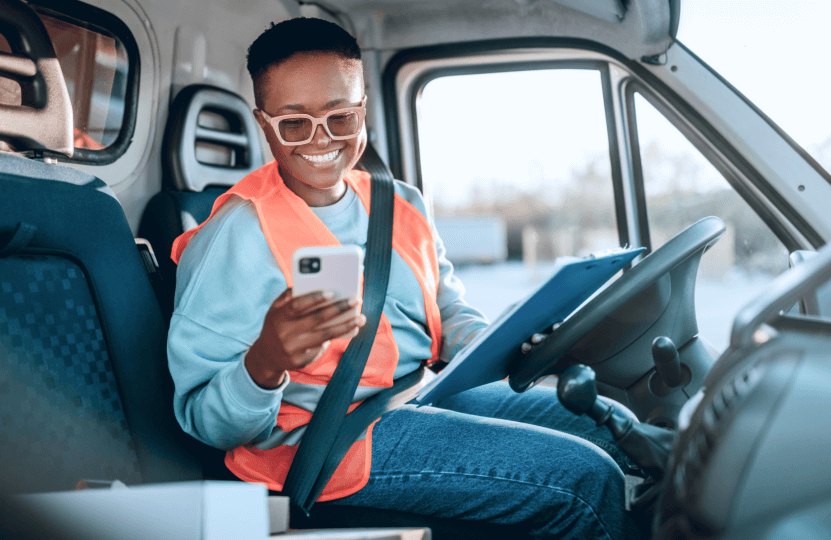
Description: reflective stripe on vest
171,161,442,500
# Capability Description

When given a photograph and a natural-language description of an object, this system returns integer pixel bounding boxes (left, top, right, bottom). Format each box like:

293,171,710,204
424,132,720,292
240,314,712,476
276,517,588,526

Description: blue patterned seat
0,153,202,494
0,0,201,494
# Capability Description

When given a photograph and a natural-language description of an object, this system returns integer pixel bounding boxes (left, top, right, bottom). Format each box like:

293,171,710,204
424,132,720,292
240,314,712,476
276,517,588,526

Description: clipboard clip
584,244,630,259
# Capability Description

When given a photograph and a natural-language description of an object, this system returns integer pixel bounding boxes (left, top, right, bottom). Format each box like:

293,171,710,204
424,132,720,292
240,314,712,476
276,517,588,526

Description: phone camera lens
299,257,321,274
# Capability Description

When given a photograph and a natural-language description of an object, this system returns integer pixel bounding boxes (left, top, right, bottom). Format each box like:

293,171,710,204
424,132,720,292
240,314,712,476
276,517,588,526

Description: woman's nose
312,123,331,147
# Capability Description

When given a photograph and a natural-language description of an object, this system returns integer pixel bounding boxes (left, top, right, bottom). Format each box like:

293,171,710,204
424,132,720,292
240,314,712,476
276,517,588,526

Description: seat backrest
164,84,264,193
139,85,264,321
0,0,201,494
0,0,72,156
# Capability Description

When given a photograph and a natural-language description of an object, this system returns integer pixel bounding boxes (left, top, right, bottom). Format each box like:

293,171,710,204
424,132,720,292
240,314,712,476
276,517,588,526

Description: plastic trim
163,84,264,192
623,86,652,253
599,64,631,251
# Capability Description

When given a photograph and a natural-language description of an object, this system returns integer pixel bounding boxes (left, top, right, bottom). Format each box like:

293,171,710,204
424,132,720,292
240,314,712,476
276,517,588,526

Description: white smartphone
291,245,363,299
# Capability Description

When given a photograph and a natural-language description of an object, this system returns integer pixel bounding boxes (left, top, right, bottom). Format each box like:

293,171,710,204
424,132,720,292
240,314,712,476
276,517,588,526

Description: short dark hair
246,17,361,86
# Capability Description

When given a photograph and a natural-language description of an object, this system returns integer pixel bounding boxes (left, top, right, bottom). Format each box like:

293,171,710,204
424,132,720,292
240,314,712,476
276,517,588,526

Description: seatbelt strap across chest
282,171,394,515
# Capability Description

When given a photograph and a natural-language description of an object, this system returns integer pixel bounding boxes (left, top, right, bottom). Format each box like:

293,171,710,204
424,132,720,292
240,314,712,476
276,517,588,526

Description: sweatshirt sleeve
167,196,289,450
433,220,491,362
392,181,490,362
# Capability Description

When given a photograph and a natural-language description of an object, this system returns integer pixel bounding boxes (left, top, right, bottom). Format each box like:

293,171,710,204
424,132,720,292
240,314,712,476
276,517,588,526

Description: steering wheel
509,216,726,402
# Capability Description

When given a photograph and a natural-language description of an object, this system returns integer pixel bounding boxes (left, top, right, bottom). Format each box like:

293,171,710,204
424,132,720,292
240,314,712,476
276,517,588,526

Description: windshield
677,0,831,175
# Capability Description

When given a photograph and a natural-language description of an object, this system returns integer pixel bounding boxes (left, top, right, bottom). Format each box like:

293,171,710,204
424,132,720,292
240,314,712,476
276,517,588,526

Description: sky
419,69,609,206
417,0,831,208
677,0,831,154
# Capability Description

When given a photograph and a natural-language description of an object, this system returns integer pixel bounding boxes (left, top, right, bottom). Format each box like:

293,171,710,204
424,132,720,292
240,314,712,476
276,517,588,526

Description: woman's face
255,52,367,207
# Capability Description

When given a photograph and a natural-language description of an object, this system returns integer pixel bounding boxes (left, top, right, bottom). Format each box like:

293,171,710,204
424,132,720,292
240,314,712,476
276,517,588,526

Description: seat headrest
164,85,264,192
0,0,73,156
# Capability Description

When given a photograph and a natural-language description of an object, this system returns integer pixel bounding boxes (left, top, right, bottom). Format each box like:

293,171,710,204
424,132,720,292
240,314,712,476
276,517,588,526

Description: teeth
301,150,340,163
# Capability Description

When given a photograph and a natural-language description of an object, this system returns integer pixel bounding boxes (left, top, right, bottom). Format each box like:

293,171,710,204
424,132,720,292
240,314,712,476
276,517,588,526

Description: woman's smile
298,148,343,165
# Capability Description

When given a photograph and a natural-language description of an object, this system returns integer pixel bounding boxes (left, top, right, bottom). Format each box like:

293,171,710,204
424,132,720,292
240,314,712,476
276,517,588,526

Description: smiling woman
163,16,640,540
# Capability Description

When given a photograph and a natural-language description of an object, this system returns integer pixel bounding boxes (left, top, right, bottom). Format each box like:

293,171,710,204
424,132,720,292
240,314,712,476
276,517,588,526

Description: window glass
634,93,789,351
418,69,618,321
678,1,831,175
0,9,129,151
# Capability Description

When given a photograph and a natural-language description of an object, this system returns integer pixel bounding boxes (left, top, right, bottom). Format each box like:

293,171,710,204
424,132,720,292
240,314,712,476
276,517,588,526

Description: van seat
0,153,202,493
0,0,201,493
139,85,264,321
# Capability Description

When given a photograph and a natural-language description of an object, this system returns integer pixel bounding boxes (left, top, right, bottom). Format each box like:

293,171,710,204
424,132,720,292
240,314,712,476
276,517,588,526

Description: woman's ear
253,109,267,130
357,123,368,157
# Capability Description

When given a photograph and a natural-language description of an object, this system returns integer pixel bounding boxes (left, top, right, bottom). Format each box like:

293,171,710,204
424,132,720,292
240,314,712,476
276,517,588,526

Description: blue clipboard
417,247,644,405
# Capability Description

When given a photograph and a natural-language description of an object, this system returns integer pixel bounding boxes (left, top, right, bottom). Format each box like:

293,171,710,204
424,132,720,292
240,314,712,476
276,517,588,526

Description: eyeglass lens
278,112,361,142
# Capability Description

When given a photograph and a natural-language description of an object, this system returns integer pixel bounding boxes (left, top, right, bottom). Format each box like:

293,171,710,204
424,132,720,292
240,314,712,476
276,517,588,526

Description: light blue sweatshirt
168,180,489,451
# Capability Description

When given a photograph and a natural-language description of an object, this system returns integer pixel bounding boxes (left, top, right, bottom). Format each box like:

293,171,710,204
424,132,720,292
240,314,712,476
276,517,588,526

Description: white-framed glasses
259,96,367,146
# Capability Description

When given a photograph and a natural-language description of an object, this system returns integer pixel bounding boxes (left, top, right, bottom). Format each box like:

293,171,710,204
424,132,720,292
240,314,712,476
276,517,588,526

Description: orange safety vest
171,161,442,500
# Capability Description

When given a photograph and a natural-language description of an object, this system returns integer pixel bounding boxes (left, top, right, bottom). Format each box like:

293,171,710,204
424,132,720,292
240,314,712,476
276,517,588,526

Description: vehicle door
373,0,830,353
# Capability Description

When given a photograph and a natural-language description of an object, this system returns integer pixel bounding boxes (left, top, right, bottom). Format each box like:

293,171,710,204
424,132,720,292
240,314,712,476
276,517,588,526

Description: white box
15,481,270,540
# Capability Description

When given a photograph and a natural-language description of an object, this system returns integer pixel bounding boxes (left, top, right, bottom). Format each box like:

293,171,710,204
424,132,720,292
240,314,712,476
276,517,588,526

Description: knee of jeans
575,445,626,500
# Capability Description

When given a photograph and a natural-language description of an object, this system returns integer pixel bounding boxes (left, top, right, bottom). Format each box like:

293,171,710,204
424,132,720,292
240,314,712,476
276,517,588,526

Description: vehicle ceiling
311,0,678,59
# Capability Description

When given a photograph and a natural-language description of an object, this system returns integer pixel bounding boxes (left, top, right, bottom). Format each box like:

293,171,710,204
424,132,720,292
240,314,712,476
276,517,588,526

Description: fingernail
322,290,335,299
321,341,330,350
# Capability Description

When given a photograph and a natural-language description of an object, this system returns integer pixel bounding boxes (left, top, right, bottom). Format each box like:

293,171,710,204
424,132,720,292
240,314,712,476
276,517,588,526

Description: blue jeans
329,382,636,539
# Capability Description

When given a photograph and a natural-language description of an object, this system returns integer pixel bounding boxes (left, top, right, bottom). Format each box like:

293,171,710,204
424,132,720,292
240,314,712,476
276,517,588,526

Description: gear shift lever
558,364,675,481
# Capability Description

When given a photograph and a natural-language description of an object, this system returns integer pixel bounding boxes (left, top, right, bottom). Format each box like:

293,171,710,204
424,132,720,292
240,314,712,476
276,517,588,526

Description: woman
168,17,636,539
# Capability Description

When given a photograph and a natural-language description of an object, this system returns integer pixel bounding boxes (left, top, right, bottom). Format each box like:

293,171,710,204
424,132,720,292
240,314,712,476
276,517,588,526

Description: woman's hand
245,288,366,389
520,322,563,354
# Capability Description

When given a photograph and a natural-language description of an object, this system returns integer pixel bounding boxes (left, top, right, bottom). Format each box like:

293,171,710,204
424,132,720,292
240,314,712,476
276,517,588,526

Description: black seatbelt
304,363,433,506
359,140,395,181
282,170,395,515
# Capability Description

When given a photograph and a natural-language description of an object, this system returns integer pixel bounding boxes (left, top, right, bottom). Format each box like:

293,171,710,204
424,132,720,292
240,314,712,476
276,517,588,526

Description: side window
39,10,129,151
417,69,619,320
0,4,135,160
633,92,789,350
